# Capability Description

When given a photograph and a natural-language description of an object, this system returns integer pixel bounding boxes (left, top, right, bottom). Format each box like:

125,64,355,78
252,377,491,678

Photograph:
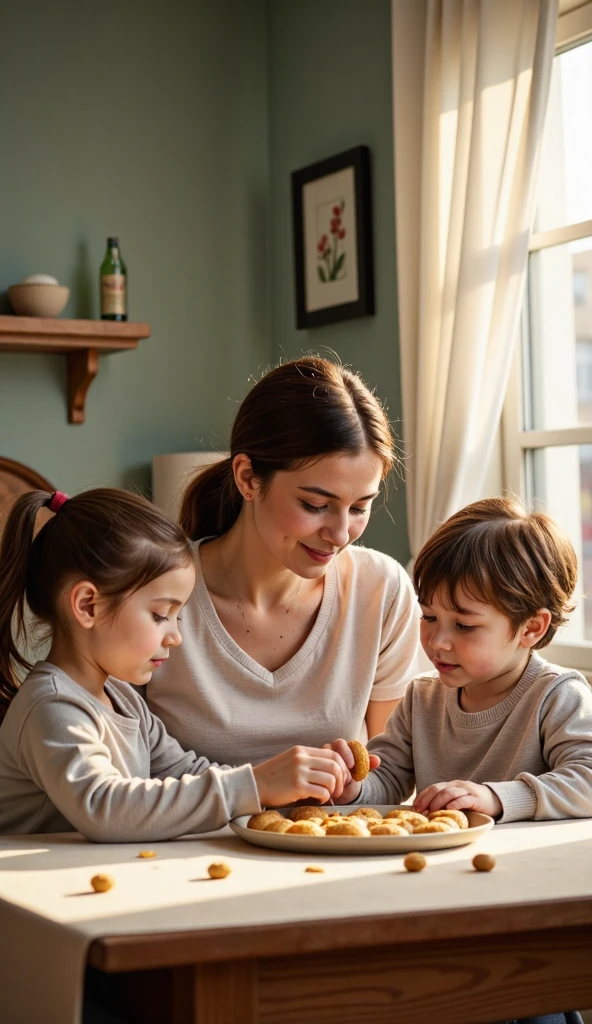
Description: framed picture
291,145,374,329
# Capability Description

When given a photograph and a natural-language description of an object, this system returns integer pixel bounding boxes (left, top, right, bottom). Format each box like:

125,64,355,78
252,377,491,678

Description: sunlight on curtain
392,0,558,561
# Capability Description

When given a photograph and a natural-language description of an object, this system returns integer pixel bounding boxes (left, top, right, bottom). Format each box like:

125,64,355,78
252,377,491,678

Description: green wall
0,0,408,559
0,0,271,495
267,0,409,563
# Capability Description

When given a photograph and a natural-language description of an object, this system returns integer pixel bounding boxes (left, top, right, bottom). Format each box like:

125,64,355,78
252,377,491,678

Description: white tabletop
1,819,592,1024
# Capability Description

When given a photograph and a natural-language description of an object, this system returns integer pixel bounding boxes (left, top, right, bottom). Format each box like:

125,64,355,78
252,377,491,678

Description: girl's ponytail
179,457,241,540
0,490,52,719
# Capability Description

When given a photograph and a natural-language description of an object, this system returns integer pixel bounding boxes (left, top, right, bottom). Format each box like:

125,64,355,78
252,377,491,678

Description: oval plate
230,805,494,856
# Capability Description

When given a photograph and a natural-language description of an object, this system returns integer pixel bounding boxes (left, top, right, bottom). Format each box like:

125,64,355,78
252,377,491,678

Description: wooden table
2,821,592,1024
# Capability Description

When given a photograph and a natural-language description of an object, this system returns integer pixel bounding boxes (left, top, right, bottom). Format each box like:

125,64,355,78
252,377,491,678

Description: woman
146,356,420,765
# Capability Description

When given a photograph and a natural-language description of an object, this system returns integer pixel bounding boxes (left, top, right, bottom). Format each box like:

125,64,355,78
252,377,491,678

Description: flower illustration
317,198,346,283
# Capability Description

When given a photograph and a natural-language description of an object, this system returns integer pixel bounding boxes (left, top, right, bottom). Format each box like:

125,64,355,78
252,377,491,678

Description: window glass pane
531,445,591,642
535,38,592,233
527,238,592,429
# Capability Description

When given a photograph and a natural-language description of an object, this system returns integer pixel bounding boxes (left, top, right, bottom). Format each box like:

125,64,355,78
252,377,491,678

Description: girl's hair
0,488,193,721
180,356,395,539
413,497,577,649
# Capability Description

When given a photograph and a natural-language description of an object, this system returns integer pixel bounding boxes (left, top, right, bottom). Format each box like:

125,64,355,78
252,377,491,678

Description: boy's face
419,585,532,692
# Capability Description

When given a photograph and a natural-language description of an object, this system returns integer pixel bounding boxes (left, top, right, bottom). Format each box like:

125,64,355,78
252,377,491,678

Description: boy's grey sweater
360,652,592,821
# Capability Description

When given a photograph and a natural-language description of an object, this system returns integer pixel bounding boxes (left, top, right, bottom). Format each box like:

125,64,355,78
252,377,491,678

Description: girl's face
92,563,196,685
250,449,383,578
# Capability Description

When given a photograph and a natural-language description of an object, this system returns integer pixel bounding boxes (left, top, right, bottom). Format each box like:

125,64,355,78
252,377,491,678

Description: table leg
171,960,258,1024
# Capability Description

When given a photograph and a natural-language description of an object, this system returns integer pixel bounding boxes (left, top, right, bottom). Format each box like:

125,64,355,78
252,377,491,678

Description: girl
146,356,420,766
330,497,592,822
0,488,350,842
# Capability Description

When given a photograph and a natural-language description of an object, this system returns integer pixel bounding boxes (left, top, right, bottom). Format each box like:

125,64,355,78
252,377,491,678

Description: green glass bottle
100,236,127,321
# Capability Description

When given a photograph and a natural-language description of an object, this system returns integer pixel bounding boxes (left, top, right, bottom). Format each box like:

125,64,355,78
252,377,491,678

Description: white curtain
392,0,558,561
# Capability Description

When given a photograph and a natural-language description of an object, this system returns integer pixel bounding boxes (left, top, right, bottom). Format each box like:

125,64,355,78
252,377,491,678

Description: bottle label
101,274,126,316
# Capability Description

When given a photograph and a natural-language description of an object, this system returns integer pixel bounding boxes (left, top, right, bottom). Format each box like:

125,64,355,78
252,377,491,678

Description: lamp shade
152,451,228,520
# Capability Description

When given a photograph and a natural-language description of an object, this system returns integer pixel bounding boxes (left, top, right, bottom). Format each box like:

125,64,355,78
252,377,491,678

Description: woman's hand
414,780,502,818
253,746,351,807
323,739,381,804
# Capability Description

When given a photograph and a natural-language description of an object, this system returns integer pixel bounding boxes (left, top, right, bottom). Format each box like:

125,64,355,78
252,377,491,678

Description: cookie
472,853,496,872
385,810,429,828
208,862,231,879
429,809,469,829
404,853,427,872
289,806,330,823
247,810,284,831
351,807,382,821
428,815,460,831
325,818,369,837
347,740,370,782
287,821,325,836
264,819,293,834
368,822,408,836
91,874,115,892
412,821,453,833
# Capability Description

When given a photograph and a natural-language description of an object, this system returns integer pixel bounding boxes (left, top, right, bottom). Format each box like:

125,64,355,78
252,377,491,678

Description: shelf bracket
67,348,98,424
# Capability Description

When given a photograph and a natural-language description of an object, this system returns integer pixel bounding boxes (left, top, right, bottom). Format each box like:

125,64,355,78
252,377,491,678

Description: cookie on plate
287,821,325,836
289,806,330,823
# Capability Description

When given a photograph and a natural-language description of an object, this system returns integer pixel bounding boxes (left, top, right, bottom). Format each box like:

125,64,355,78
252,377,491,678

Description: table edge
88,895,592,972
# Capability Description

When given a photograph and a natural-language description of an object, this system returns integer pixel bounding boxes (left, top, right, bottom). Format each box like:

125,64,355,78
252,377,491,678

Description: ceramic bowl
7,283,70,318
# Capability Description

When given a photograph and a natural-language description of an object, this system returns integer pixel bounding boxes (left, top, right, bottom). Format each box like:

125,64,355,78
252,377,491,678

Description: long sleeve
357,685,416,804
486,678,592,822
16,697,260,842
145,702,235,778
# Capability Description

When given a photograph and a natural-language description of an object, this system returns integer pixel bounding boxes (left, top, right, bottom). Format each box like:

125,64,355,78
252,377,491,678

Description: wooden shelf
0,315,150,423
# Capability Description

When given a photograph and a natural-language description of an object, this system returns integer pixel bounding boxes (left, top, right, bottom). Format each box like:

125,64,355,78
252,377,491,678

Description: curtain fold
393,0,558,560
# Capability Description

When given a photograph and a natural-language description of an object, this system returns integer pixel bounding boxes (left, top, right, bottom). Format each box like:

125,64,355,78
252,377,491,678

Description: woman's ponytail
179,457,241,540
0,490,51,720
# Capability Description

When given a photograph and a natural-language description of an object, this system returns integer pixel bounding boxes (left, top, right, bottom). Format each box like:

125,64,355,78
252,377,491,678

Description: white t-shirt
145,541,420,765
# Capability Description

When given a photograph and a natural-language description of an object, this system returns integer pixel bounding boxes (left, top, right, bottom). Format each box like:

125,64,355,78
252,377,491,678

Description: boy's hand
414,780,502,818
253,746,350,807
323,739,381,804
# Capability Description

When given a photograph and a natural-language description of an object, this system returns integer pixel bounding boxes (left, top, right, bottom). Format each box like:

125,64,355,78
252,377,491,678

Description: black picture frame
291,145,375,330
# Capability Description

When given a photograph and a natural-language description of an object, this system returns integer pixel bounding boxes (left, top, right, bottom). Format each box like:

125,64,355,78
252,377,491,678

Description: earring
244,492,252,500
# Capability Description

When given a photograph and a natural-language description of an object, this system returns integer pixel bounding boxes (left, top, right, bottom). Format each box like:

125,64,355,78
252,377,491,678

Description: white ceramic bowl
8,283,70,318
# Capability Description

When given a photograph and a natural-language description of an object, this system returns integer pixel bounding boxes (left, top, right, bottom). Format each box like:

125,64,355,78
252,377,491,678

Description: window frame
502,2,592,671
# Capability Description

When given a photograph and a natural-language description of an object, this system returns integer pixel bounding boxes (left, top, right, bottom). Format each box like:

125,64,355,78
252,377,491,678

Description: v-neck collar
193,538,337,684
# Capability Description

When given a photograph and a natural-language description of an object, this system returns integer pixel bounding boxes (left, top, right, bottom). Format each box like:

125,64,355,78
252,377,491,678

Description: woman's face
250,449,384,577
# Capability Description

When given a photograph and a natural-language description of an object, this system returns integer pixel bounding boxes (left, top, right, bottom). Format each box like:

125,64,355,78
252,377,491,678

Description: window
503,4,592,670
574,267,589,306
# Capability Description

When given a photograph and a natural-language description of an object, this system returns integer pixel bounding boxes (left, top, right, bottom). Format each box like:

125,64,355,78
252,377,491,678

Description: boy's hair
0,488,193,721
413,497,577,649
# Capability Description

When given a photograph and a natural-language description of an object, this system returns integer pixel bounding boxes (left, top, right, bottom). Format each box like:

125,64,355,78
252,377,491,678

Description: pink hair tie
48,491,69,513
